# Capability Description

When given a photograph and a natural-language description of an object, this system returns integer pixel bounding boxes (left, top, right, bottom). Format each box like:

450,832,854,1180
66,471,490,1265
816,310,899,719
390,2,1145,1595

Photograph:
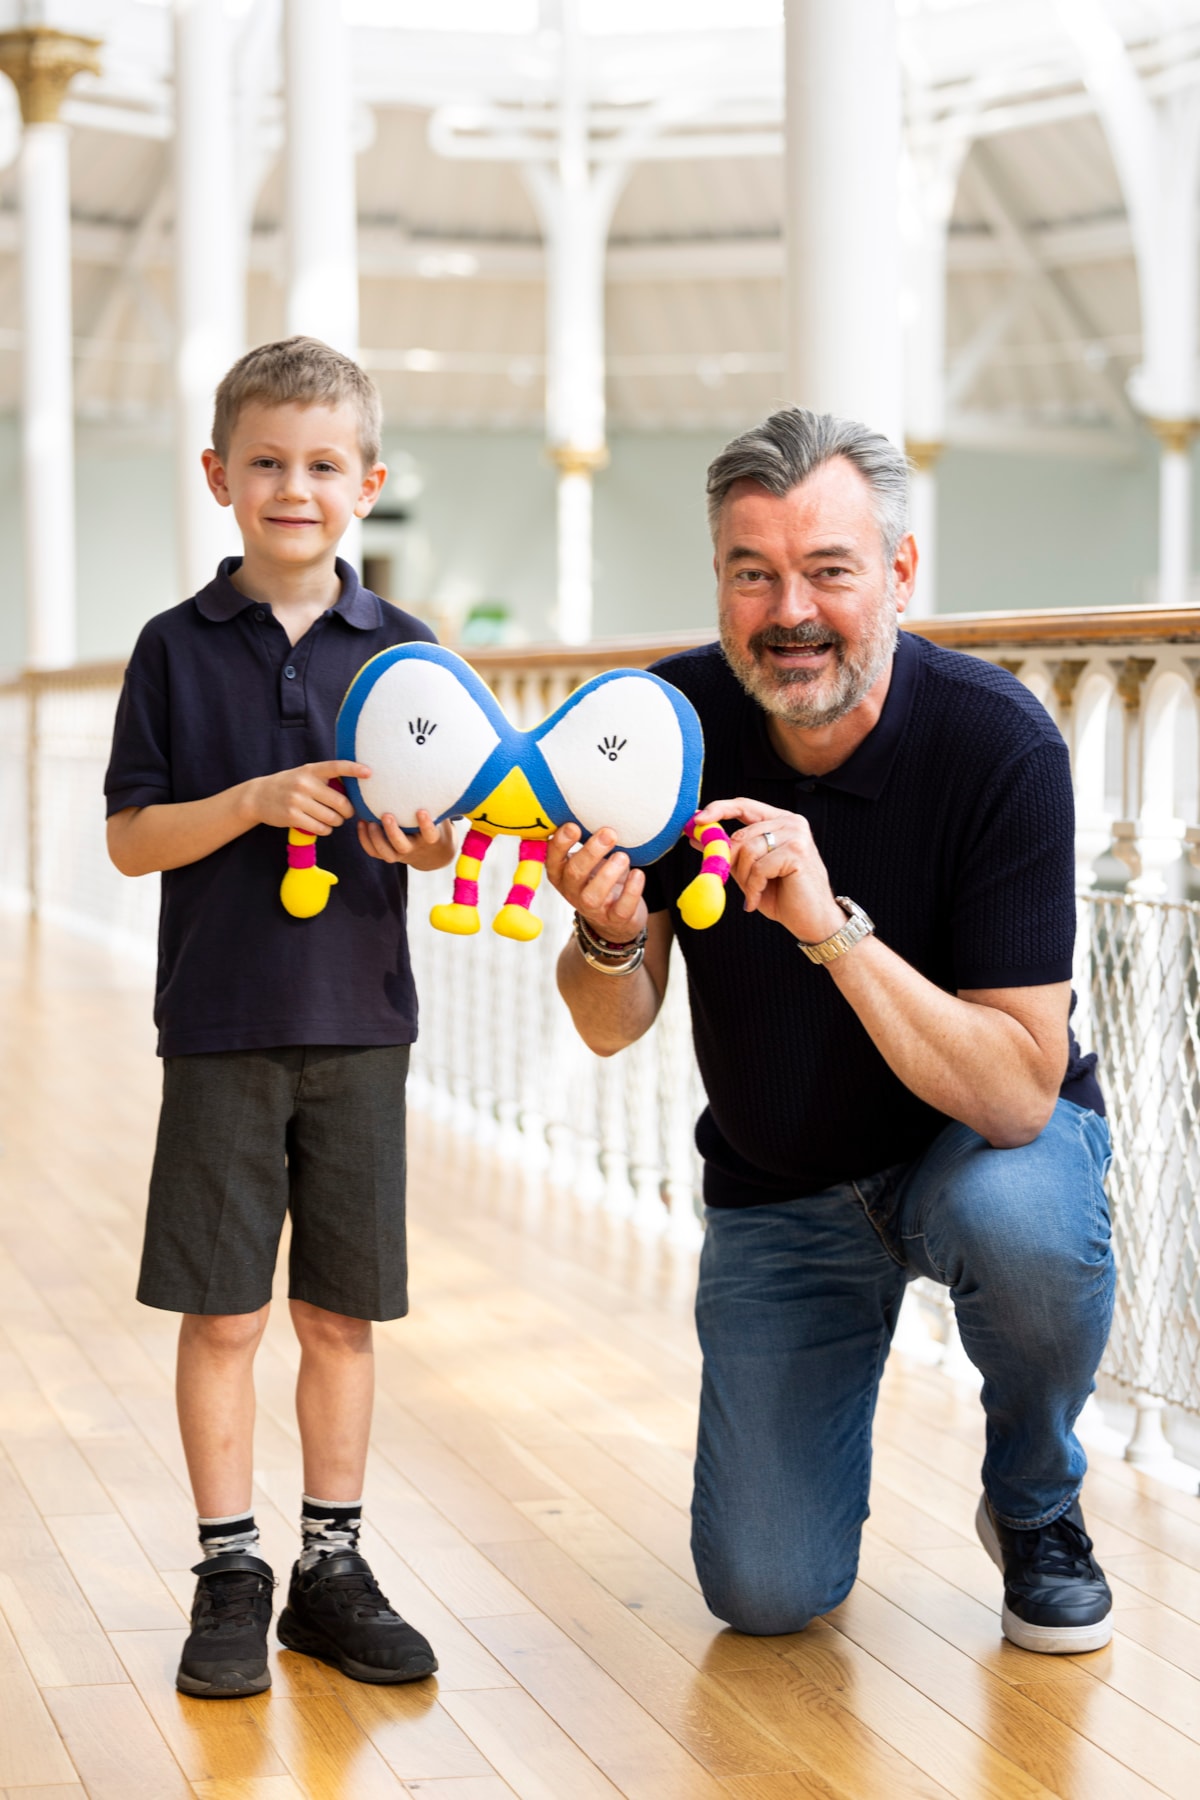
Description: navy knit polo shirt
104,558,435,1057
642,631,1103,1207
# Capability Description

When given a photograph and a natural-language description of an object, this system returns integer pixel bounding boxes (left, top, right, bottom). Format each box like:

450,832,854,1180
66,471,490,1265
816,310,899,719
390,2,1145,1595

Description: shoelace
1009,1513,1097,1579
200,1571,270,1632
320,1567,400,1620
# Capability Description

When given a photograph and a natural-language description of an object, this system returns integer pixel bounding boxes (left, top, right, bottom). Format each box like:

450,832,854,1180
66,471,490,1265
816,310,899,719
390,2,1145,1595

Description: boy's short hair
212,336,383,468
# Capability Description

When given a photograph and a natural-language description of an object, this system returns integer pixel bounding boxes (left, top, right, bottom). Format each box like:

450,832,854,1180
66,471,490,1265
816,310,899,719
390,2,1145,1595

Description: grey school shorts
138,1044,410,1321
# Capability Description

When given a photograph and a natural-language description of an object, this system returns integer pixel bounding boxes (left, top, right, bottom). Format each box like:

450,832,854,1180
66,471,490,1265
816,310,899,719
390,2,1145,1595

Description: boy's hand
358,809,453,867
248,760,368,836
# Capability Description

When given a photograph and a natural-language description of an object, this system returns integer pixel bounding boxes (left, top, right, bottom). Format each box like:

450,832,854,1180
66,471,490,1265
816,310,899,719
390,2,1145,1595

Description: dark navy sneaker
277,1550,438,1683
176,1552,275,1696
976,1494,1113,1653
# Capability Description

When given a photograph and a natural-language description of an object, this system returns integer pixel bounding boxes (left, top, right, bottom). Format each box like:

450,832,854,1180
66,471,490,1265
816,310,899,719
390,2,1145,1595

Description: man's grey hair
706,408,909,560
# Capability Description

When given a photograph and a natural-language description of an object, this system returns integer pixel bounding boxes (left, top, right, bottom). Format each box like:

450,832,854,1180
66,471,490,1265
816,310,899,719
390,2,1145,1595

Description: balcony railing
4,605,1200,1450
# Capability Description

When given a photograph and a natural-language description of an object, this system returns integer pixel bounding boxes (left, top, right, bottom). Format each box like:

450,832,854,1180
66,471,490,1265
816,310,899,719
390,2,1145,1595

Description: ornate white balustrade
4,604,1200,1440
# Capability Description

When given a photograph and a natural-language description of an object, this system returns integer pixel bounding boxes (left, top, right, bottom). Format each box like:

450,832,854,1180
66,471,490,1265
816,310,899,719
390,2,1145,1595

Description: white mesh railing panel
1081,893,1200,1409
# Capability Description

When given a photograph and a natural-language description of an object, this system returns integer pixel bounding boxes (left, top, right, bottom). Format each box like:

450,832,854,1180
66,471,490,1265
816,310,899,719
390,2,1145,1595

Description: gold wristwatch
796,897,875,965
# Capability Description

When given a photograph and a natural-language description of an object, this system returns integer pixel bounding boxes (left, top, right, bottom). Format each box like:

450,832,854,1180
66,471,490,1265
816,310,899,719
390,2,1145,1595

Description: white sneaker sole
974,1495,1113,1655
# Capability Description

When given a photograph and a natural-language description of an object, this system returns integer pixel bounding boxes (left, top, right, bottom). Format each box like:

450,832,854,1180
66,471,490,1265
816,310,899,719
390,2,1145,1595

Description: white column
174,0,242,597
1054,8,1200,608
783,0,904,446
0,28,100,669
901,138,966,616
527,0,615,643
284,0,361,568
20,121,74,667
905,446,941,620
1150,421,1197,608
284,0,358,354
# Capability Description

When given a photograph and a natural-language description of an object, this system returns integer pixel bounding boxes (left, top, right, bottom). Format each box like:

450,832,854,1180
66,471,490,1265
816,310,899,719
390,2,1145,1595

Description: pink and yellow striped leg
494,839,547,941
430,825,494,936
677,814,732,929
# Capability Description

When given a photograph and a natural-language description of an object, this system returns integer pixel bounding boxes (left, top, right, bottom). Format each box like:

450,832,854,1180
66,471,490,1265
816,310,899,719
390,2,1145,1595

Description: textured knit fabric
642,632,1103,1206
104,558,435,1057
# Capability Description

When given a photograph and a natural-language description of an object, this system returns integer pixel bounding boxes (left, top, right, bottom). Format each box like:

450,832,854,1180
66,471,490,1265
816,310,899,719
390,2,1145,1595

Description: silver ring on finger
761,830,776,852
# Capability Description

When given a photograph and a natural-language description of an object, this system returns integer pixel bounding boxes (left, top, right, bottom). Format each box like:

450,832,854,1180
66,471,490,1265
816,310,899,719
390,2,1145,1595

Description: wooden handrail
6,602,1200,695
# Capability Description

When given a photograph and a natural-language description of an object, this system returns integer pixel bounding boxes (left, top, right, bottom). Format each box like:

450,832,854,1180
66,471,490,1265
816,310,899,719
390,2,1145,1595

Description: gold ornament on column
0,27,101,127
1146,417,1200,457
548,444,610,477
904,438,944,474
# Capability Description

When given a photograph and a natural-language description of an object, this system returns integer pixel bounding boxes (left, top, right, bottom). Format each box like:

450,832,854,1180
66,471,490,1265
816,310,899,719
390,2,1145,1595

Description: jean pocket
851,1169,908,1269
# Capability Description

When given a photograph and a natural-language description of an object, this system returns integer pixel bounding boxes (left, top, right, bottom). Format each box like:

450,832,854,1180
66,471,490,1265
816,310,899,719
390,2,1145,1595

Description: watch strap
796,896,875,965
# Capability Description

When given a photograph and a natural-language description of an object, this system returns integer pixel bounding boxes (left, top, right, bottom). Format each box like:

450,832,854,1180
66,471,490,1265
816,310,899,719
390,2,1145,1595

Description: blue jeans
691,1099,1114,1635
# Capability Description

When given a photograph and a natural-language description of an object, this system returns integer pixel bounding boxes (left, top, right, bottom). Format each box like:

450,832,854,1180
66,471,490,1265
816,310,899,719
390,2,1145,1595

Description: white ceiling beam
0,212,1140,286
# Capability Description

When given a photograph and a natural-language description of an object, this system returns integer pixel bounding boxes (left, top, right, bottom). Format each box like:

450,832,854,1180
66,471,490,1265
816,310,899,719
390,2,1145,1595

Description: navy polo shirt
105,558,436,1057
642,631,1103,1206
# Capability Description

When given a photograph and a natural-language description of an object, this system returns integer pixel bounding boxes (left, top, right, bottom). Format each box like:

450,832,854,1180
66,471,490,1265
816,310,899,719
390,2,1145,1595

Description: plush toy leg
677,817,732,930
280,830,338,918
430,827,492,935
494,839,547,941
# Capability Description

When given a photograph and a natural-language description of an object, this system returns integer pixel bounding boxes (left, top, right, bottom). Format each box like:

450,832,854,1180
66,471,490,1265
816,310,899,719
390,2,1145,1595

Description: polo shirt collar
740,626,921,800
193,557,383,629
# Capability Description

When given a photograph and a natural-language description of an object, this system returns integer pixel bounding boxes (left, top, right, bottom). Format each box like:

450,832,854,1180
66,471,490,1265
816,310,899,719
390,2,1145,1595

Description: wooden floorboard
2,915,1199,1799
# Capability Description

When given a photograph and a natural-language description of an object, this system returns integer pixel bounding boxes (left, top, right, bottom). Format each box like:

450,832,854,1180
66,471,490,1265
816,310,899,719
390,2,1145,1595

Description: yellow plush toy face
466,766,555,841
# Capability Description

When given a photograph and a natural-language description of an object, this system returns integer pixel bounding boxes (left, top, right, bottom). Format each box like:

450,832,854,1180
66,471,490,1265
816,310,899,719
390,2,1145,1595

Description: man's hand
358,808,456,870
545,822,648,944
696,797,846,945
246,760,368,836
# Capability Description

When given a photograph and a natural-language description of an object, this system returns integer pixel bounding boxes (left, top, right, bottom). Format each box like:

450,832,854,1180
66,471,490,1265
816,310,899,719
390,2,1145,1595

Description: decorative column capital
0,27,101,127
1110,655,1156,711
905,438,944,473
1145,416,1200,456
548,444,609,477
1050,658,1087,711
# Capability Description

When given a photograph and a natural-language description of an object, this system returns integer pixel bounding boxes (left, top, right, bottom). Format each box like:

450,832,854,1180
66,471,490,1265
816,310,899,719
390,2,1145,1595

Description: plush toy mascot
280,643,730,938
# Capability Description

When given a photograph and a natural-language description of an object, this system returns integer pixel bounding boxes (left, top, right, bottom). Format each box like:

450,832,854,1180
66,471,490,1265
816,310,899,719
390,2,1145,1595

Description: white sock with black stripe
197,1511,260,1559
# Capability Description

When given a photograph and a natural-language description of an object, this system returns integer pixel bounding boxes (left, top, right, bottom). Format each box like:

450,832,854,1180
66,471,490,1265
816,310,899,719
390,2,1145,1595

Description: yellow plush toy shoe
429,902,481,936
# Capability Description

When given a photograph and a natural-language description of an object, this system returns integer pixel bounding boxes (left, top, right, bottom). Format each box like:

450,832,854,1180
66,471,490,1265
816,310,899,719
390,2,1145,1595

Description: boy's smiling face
203,399,387,575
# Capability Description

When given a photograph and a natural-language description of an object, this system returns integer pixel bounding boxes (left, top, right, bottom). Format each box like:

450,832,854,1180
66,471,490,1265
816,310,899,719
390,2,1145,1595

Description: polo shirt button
284,665,296,679
254,609,265,621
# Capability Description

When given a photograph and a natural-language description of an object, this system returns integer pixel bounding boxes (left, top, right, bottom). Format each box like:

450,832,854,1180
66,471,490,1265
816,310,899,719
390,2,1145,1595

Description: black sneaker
277,1550,438,1683
176,1551,275,1697
975,1494,1113,1653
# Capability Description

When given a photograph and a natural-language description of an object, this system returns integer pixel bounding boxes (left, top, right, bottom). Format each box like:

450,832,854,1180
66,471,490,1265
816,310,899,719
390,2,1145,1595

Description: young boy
105,337,455,1697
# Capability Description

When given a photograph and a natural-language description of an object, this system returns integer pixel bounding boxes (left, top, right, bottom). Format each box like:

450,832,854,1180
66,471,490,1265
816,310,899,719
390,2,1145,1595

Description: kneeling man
546,408,1115,1653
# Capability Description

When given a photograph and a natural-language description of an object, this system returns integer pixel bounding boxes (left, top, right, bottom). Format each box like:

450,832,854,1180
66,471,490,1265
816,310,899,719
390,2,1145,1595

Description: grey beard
720,610,898,730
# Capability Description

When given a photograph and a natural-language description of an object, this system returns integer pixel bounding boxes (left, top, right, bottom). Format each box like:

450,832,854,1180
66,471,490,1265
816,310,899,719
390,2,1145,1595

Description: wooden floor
3,924,1200,1800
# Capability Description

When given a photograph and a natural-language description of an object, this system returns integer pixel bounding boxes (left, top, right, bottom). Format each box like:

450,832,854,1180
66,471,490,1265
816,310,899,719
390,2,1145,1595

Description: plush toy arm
279,777,344,919
675,815,731,930
280,829,339,918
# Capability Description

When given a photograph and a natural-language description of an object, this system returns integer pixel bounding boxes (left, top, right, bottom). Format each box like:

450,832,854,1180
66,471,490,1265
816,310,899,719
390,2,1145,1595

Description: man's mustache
748,624,845,656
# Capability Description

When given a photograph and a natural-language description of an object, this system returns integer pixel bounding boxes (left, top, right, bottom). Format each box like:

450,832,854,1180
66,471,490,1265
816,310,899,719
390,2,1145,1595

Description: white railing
5,605,1200,1445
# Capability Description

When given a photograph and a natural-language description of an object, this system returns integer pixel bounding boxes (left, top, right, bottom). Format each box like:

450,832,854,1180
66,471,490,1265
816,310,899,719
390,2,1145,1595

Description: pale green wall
938,442,1161,613
0,416,1182,674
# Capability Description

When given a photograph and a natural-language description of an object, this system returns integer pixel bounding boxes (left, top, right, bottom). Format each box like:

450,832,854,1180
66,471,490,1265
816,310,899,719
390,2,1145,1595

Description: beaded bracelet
573,911,647,975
